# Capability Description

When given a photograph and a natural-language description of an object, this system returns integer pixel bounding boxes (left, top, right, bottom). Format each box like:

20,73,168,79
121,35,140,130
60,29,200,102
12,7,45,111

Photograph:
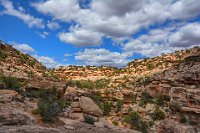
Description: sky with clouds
0,0,200,68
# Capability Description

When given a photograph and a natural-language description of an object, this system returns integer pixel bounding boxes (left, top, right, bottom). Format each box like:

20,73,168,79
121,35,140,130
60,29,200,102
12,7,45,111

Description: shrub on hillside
123,111,148,133
169,102,181,114
3,76,20,91
139,92,153,107
150,107,165,121
101,101,112,116
84,115,95,125
115,99,124,113
74,80,95,89
0,51,7,60
36,88,68,122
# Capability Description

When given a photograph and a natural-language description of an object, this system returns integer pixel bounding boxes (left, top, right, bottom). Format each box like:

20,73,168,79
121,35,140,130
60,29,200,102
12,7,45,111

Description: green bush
154,94,170,106
112,121,119,126
131,95,137,104
170,102,181,114
101,101,112,116
150,107,165,121
27,60,36,67
139,92,153,107
90,91,102,106
123,111,148,133
115,99,124,113
84,115,95,125
36,88,68,122
0,51,7,60
147,63,154,70
19,54,29,63
179,113,187,123
3,76,20,91
74,80,95,89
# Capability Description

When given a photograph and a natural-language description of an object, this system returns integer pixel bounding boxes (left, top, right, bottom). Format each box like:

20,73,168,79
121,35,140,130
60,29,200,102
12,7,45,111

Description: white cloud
31,0,80,22
58,26,102,46
47,21,60,30
91,0,145,17
75,49,128,67
64,54,71,57
0,0,44,29
34,55,59,68
122,22,200,57
36,31,49,39
169,22,200,47
9,41,36,54
32,0,200,47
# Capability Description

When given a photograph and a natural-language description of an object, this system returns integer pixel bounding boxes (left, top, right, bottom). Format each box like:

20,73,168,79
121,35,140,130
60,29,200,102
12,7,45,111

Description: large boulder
79,96,103,117
0,107,34,125
157,119,197,133
0,89,21,103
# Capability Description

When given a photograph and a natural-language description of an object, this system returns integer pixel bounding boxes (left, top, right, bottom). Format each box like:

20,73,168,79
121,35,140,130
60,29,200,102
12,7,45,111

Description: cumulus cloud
91,0,146,17
0,0,44,28
36,31,49,39
34,55,59,68
58,26,102,46
9,41,36,54
47,21,60,30
32,0,200,47
169,23,200,47
75,49,128,67
122,22,200,57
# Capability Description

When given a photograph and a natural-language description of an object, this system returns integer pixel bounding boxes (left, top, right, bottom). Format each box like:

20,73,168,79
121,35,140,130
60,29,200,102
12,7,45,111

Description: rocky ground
0,42,200,133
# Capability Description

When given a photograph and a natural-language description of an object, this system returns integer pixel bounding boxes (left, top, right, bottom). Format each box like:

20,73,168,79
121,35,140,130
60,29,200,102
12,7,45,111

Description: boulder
79,96,103,117
0,90,21,103
157,119,196,133
0,107,34,125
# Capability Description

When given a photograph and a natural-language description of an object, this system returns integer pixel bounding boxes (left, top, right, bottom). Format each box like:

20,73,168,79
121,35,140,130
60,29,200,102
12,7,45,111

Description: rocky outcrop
0,90,21,103
79,96,103,117
157,119,198,133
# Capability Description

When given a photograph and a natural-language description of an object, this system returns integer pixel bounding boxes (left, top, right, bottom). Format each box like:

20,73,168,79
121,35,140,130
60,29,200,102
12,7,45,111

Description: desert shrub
139,92,153,107
123,111,148,133
150,107,165,121
90,91,102,106
101,101,112,116
131,94,137,104
136,77,151,87
36,88,68,122
27,70,35,77
3,76,20,91
84,115,95,125
74,80,95,89
169,102,181,114
95,79,110,89
154,94,170,106
19,54,29,63
0,51,7,60
27,60,36,67
115,99,124,113
112,121,119,126
147,63,154,70
179,113,187,123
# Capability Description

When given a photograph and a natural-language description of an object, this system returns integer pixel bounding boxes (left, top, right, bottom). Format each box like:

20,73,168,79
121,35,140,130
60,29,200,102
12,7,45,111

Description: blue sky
0,0,200,67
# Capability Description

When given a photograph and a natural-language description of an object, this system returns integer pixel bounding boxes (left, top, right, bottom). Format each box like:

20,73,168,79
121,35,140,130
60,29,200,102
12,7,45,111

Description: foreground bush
150,107,165,121
84,115,95,125
36,88,68,122
139,92,153,107
2,76,20,91
123,111,148,133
